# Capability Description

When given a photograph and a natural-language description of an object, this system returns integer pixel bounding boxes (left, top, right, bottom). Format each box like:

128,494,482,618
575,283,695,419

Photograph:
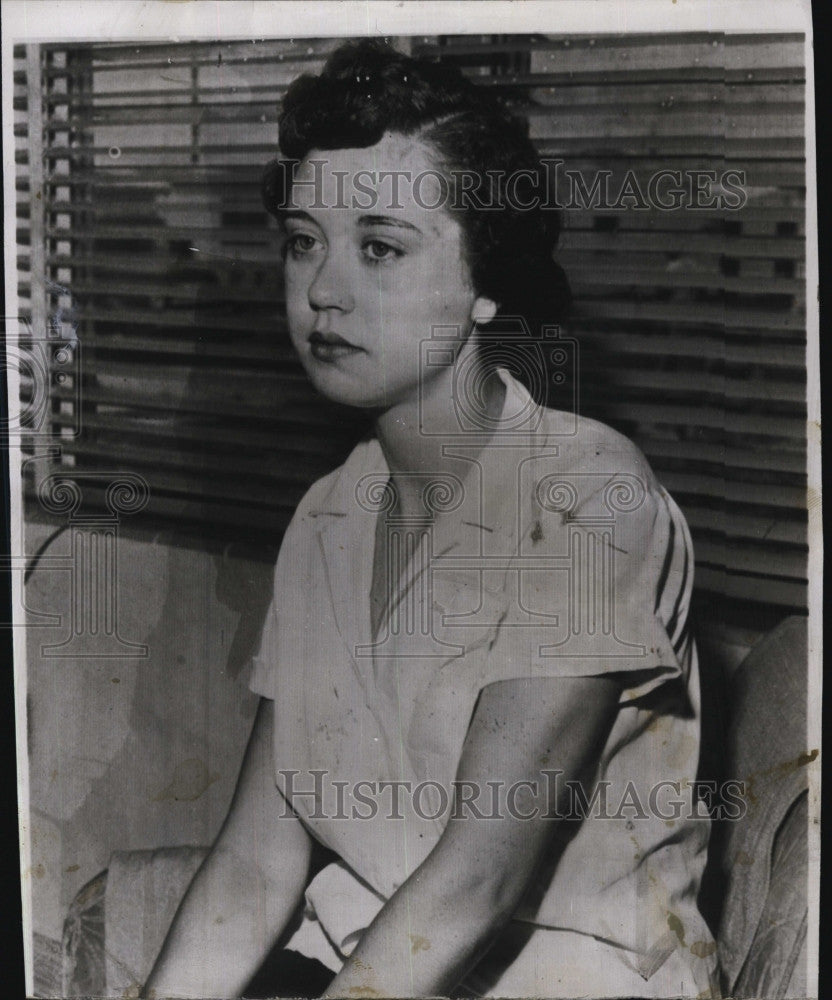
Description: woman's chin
301,363,392,411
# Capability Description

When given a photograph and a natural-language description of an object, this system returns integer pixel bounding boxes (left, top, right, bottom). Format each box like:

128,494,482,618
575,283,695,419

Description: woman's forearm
143,699,311,998
143,842,307,999
326,675,619,998
325,859,515,998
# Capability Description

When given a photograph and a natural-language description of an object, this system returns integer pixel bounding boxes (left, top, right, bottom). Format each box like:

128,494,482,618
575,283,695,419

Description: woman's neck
373,346,506,519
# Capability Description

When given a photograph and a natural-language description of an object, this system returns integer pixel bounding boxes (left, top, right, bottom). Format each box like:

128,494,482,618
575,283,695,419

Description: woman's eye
362,239,402,264
285,233,320,259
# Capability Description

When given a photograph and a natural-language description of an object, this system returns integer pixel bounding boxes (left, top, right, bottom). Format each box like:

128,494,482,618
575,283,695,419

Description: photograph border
2,2,819,997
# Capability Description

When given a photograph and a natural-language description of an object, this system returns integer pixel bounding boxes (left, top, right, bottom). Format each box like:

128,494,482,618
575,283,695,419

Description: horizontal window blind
15,38,369,555
14,33,807,616
419,33,807,614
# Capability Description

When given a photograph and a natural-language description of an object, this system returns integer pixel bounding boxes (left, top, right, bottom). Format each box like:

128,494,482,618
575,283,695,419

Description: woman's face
281,132,495,410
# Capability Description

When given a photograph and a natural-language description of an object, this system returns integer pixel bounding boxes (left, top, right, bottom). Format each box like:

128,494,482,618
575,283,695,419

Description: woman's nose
307,255,355,312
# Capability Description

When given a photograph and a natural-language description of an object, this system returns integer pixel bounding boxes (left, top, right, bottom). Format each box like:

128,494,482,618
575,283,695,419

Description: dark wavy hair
263,39,571,381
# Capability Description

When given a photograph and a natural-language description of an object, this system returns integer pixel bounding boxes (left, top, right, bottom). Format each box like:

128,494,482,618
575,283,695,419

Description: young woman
144,40,719,999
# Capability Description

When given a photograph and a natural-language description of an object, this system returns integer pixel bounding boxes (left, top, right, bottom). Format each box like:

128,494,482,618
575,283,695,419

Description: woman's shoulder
539,407,656,482
529,410,694,628
534,408,662,511
499,368,662,512
530,408,687,560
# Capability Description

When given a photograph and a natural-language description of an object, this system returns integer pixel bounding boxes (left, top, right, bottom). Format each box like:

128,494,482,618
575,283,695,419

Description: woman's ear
470,295,498,325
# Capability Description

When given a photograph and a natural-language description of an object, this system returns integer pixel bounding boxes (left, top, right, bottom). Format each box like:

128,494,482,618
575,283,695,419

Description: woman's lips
308,330,362,362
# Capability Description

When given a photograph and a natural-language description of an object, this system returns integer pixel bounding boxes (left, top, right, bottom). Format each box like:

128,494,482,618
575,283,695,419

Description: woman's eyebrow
358,214,423,235
281,210,318,226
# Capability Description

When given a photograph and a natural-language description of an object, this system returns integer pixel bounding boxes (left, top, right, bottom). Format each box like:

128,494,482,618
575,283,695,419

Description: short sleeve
248,573,279,700
476,467,695,706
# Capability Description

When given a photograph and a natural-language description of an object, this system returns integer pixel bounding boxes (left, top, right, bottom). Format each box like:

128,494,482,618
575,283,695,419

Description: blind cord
24,525,70,585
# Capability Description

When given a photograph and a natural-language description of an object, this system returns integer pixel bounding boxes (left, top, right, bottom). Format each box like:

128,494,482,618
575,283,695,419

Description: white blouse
249,367,718,995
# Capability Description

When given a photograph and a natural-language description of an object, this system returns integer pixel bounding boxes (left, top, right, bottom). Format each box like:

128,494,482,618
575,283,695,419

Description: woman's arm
142,698,313,999
325,674,619,998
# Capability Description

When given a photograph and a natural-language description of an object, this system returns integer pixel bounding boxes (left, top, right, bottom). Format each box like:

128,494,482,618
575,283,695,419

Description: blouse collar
307,366,548,535
307,367,558,665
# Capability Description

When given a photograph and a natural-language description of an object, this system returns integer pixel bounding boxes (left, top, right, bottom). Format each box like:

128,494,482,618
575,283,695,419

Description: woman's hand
324,673,619,998
142,699,312,999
